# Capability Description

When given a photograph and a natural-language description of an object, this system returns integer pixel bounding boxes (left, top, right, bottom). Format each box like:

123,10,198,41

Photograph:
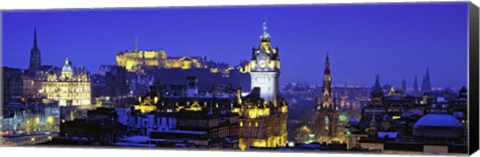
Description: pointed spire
324,53,331,75
421,68,432,93
33,27,38,49
374,75,381,89
325,52,330,67
260,18,271,41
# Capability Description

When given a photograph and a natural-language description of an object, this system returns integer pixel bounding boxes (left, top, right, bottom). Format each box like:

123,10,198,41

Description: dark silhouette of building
413,75,420,96
421,68,432,94
371,75,384,107
28,28,41,77
2,67,23,103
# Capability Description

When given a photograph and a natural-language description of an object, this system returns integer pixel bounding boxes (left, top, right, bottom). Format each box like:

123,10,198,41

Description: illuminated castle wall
116,48,206,72
237,20,288,150
41,58,91,106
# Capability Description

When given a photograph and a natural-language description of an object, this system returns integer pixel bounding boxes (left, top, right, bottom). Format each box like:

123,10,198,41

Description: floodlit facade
116,48,207,72
41,58,91,106
237,20,288,150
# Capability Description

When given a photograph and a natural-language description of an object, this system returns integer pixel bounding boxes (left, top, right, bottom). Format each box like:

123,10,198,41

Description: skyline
2,2,468,88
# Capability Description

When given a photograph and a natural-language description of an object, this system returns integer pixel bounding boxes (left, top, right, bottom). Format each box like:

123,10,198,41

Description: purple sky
1,2,469,88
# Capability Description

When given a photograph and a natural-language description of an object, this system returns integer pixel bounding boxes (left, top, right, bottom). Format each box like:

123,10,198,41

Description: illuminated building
314,54,344,144
2,102,60,134
249,20,280,101
41,58,91,106
237,20,288,150
119,77,240,149
1,102,59,145
115,44,206,72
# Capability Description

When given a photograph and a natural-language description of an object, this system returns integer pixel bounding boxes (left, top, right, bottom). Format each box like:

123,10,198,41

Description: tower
28,28,42,76
413,75,419,95
421,68,432,94
317,53,333,110
314,54,339,143
249,19,280,102
238,19,288,150
401,79,407,93
370,75,384,106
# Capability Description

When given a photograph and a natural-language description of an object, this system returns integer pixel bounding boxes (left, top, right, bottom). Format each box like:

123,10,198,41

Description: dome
413,113,463,128
413,113,464,139
348,116,358,123
62,58,73,73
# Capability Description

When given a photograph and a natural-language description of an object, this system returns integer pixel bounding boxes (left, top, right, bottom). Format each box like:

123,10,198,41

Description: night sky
2,2,468,88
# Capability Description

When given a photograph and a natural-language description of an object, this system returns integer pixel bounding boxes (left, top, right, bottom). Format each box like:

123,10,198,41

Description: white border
0,0,479,157
0,0,473,10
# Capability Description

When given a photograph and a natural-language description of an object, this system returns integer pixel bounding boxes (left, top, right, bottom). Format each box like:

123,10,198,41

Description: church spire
370,75,384,106
319,54,333,110
373,75,381,90
323,53,331,77
33,27,38,49
421,68,432,93
325,53,330,69
29,27,41,76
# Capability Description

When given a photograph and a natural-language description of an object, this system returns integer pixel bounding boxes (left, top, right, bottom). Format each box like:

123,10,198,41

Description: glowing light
134,105,156,113
47,116,54,125
187,101,202,111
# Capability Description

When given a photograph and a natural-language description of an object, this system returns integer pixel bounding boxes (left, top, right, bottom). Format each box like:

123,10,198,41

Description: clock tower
249,19,280,102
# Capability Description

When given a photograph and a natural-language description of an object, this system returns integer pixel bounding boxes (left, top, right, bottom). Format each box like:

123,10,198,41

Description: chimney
186,76,198,96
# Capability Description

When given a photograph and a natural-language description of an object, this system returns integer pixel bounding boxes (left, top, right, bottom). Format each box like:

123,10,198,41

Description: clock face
258,60,267,68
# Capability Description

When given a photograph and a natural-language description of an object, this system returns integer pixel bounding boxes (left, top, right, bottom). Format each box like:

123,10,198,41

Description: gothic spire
373,75,381,90
29,27,41,76
421,68,432,93
324,53,331,75
326,53,330,67
33,27,38,49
